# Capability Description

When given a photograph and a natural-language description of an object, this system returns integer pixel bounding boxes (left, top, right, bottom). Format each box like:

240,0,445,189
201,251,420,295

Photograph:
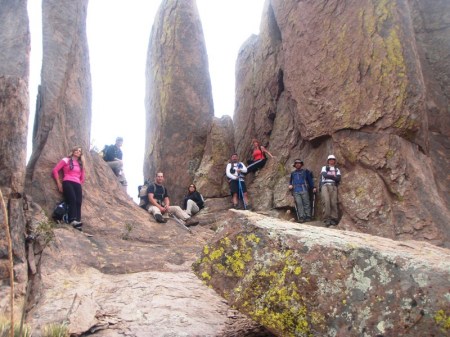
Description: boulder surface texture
194,211,450,337
233,0,450,247
145,0,214,205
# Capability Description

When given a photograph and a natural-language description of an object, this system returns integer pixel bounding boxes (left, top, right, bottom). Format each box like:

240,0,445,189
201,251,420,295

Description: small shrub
121,222,133,240
36,220,56,245
0,316,31,337
42,322,70,337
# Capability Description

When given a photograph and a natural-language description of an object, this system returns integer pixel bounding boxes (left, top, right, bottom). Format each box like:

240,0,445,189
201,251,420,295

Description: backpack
138,182,166,209
52,201,69,223
100,144,112,161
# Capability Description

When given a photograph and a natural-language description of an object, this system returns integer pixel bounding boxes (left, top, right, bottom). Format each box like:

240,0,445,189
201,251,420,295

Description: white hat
327,154,336,161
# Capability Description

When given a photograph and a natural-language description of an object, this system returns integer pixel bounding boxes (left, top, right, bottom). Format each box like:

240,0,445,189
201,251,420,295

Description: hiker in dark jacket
319,154,341,227
183,184,204,216
104,136,127,187
288,159,316,222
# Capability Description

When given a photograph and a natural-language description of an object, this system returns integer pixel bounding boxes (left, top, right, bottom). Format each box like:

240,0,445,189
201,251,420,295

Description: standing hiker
52,146,85,230
147,172,199,226
104,136,127,188
183,183,204,216
246,139,274,174
226,153,250,210
319,154,341,227
288,159,316,222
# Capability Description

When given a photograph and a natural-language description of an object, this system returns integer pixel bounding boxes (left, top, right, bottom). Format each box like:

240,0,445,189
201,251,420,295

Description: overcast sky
28,0,264,201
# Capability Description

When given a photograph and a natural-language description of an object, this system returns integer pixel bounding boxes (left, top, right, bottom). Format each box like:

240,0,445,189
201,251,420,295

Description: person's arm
80,168,85,185
52,159,66,193
334,168,342,184
261,146,274,158
226,163,236,180
307,171,316,192
237,162,247,174
288,172,294,190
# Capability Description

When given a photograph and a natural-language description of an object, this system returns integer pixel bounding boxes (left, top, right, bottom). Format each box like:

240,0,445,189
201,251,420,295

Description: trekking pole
238,177,247,210
170,213,192,234
311,191,316,219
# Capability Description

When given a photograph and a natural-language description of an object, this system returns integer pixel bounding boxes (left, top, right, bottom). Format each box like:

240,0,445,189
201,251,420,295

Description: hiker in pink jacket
52,146,86,230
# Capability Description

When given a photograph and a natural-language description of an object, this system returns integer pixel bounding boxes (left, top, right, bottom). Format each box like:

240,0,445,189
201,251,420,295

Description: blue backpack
52,201,69,223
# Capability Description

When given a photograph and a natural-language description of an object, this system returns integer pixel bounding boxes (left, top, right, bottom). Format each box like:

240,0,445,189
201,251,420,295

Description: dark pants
63,181,82,222
246,159,266,174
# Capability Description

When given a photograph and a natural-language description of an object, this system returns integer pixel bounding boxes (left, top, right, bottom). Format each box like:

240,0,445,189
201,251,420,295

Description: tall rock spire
144,0,214,204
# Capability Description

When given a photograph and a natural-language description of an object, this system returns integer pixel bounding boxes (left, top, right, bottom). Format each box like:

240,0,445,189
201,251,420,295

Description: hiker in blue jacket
288,159,316,222
104,136,127,188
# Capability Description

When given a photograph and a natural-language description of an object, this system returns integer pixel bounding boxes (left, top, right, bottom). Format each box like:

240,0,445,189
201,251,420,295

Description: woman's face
189,185,195,193
73,148,82,157
253,141,259,148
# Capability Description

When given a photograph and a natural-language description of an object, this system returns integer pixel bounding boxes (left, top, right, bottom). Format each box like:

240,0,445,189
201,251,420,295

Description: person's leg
300,191,311,220
186,199,199,216
230,180,239,207
73,182,83,222
107,160,122,176
62,181,77,223
294,192,305,221
321,185,332,225
148,205,165,223
330,186,339,224
168,206,190,221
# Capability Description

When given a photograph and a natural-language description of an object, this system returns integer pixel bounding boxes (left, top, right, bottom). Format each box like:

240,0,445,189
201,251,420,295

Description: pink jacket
52,157,85,184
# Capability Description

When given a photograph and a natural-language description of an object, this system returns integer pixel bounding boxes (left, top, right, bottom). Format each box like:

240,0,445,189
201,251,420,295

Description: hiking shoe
185,217,199,227
232,204,239,209
70,220,83,228
154,214,167,223
330,219,338,226
304,217,312,222
324,220,332,227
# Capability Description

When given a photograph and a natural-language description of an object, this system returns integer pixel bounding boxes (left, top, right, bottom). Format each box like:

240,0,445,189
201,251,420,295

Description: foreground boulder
194,211,450,337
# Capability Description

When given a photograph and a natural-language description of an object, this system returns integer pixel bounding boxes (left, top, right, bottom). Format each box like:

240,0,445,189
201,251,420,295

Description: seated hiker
226,153,250,210
183,183,204,216
246,139,274,174
104,137,127,187
288,159,316,223
147,172,199,226
319,154,341,227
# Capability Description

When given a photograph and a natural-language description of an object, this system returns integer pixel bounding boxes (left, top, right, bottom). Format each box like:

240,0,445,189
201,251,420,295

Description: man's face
116,140,123,147
295,163,303,169
328,159,336,166
231,154,238,163
155,173,164,184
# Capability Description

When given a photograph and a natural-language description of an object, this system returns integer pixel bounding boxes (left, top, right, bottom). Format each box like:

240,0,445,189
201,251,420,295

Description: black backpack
100,144,113,161
52,201,69,223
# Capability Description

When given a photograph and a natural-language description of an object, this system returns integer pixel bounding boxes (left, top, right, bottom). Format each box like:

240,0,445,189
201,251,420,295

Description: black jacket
183,191,204,209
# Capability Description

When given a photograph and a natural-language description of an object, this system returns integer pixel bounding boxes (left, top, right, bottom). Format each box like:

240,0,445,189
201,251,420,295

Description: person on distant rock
319,155,341,227
147,172,199,226
52,146,85,230
288,159,316,223
104,136,127,188
226,153,250,210
246,139,274,174
183,183,205,216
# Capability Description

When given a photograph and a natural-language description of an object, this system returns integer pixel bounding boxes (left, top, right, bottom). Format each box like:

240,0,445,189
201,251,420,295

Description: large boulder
194,211,450,337
234,0,450,247
194,116,235,198
0,0,30,303
144,0,214,205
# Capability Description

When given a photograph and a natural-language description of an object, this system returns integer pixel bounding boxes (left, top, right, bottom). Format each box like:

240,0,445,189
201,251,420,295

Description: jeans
293,191,311,219
148,205,190,221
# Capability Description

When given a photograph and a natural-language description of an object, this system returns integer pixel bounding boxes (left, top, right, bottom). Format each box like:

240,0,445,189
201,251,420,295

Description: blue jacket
289,169,314,193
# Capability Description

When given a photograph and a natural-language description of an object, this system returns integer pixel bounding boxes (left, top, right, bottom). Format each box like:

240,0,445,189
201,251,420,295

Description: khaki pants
185,199,200,216
321,184,338,221
148,205,190,221
107,160,127,186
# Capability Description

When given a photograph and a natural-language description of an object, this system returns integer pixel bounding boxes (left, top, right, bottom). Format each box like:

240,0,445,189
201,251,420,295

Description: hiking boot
330,219,338,226
154,214,166,223
244,204,252,211
70,220,83,228
298,218,305,223
185,217,199,227
324,220,332,227
232,204,239,209
304,217,312,222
